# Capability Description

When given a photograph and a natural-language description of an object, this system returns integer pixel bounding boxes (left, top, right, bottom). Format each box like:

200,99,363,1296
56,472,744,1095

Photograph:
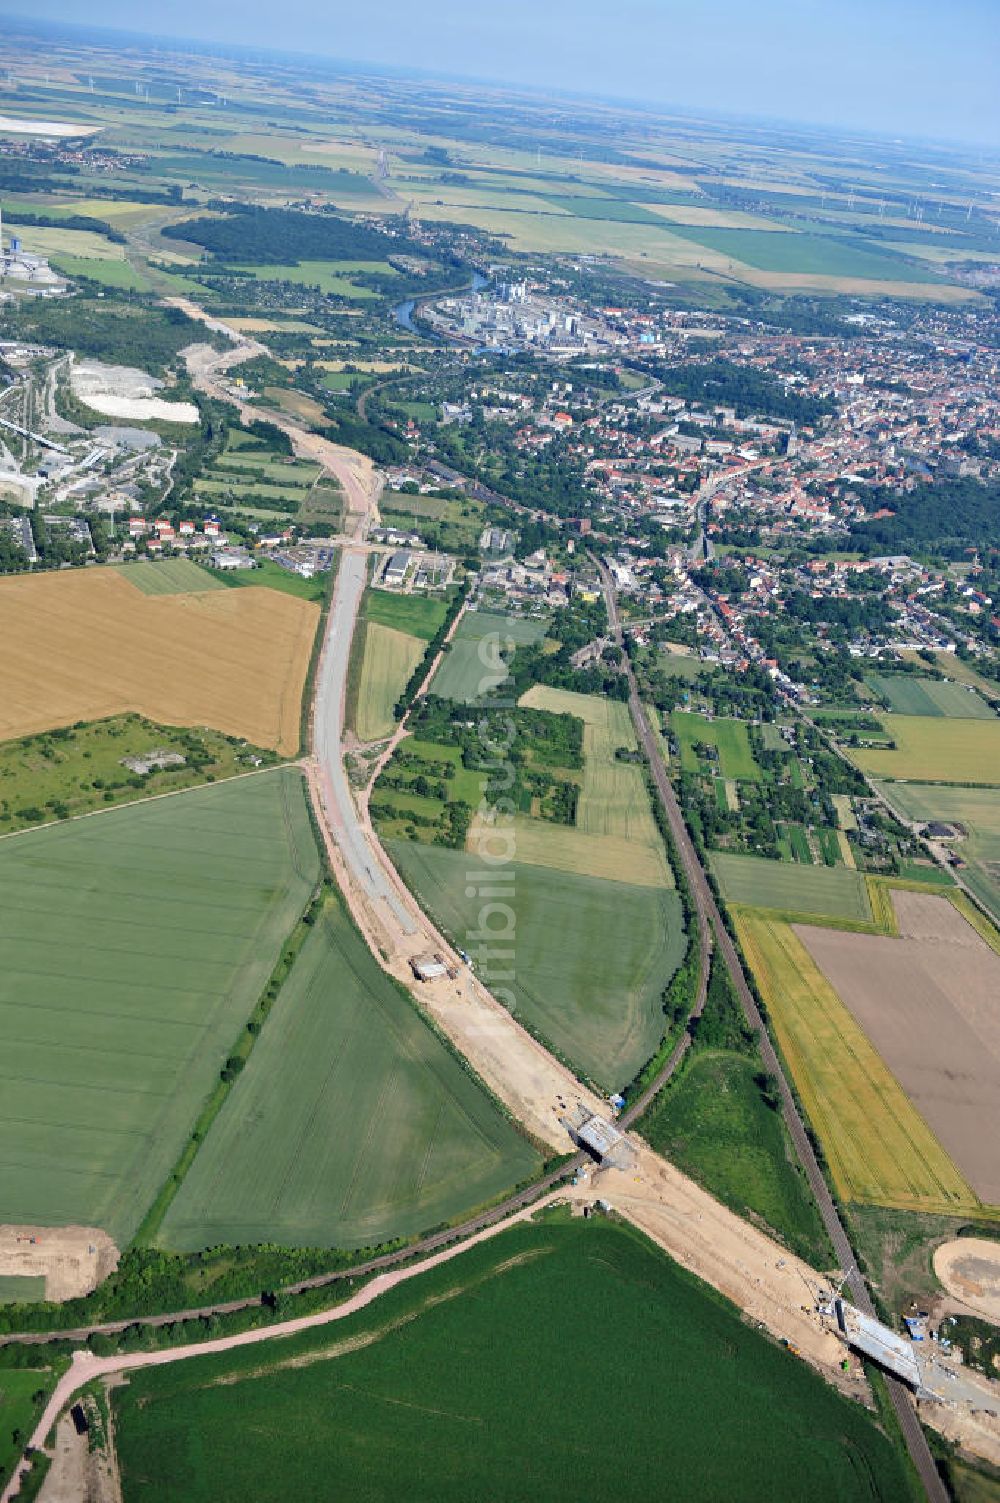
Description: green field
431,611,546,701
380,493,487,551
663,225,937,281
644,1051,830,1264
711,852,874,924
379,491,447,520
365,589,449,641
235,260,382,297
0,1365,54,1489
877,781,1000,923
787,823,813,863
195,477,311,503
759,721,790,751
0,770,320,1245
905,652,999,704
658,651,705,680
112,1217,915,1503
866,675,995,720
520,686,668,860
390,842,685,1088
0,714,274,834
671,710,762,781
159,898,538,1250
217,558,328,602
851,715,1000,784
52,254,153,290
213,455,320,483
0,1275,44,1303
355,622,425,741
114,558,223,595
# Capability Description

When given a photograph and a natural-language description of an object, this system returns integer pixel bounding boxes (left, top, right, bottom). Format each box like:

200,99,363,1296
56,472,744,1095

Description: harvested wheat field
736,912,975,1214
795,890,1000,1205
0,568,318,754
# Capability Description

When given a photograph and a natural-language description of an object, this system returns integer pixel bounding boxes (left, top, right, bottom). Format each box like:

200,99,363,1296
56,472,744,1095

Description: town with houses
1,256,999,702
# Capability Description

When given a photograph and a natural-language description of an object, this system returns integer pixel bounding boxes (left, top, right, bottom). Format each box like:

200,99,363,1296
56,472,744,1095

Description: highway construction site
4,298,1000,1503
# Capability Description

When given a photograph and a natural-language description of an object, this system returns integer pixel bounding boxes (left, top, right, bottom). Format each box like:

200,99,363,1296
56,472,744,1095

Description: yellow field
355,623,424,742
263,387,327,425
743,270,975,301
58,197,164,225
865,878,899,935
518,685,669,881
832,793,856,831
851,714,1000,783
227,317,324,334
0,568,317,754
902,650,999,702
647,203,793,232
736,913,979,1215
13,224,126,261
469,814,668,887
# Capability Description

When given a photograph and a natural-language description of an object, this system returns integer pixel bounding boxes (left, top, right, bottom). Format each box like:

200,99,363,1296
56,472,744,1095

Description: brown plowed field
796,890,1000,1205
0,569,318,754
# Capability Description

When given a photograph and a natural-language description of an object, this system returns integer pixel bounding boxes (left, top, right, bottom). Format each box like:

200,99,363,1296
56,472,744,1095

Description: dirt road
166,298,379,539
1,1197,559,1503
303,536,860,1388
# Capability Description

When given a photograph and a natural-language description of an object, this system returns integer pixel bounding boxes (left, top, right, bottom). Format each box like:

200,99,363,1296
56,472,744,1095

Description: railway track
599,561,948,1503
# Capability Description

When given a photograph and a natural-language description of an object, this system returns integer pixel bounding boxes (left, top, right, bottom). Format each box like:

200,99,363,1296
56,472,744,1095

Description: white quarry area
0,115,101,138
70,360,199,423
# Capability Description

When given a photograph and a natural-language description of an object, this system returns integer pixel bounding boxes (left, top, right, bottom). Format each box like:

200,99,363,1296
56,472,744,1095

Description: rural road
599,561,950,1503
0,1195,560,1503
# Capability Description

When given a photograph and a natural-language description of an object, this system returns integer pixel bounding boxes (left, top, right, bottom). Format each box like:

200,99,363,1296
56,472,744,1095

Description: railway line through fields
598,560,950,1503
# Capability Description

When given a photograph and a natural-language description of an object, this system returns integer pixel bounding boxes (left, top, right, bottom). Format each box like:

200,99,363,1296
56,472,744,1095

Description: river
393,270,487,332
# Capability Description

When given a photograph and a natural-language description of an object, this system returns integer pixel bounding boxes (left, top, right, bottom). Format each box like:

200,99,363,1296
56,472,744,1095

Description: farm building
383,550,411,587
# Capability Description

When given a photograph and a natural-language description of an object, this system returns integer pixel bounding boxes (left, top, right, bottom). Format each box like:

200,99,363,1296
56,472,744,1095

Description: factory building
0,205,61,290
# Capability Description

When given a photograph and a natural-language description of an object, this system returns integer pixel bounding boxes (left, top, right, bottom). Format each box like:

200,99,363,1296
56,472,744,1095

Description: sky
11,0,1000,146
